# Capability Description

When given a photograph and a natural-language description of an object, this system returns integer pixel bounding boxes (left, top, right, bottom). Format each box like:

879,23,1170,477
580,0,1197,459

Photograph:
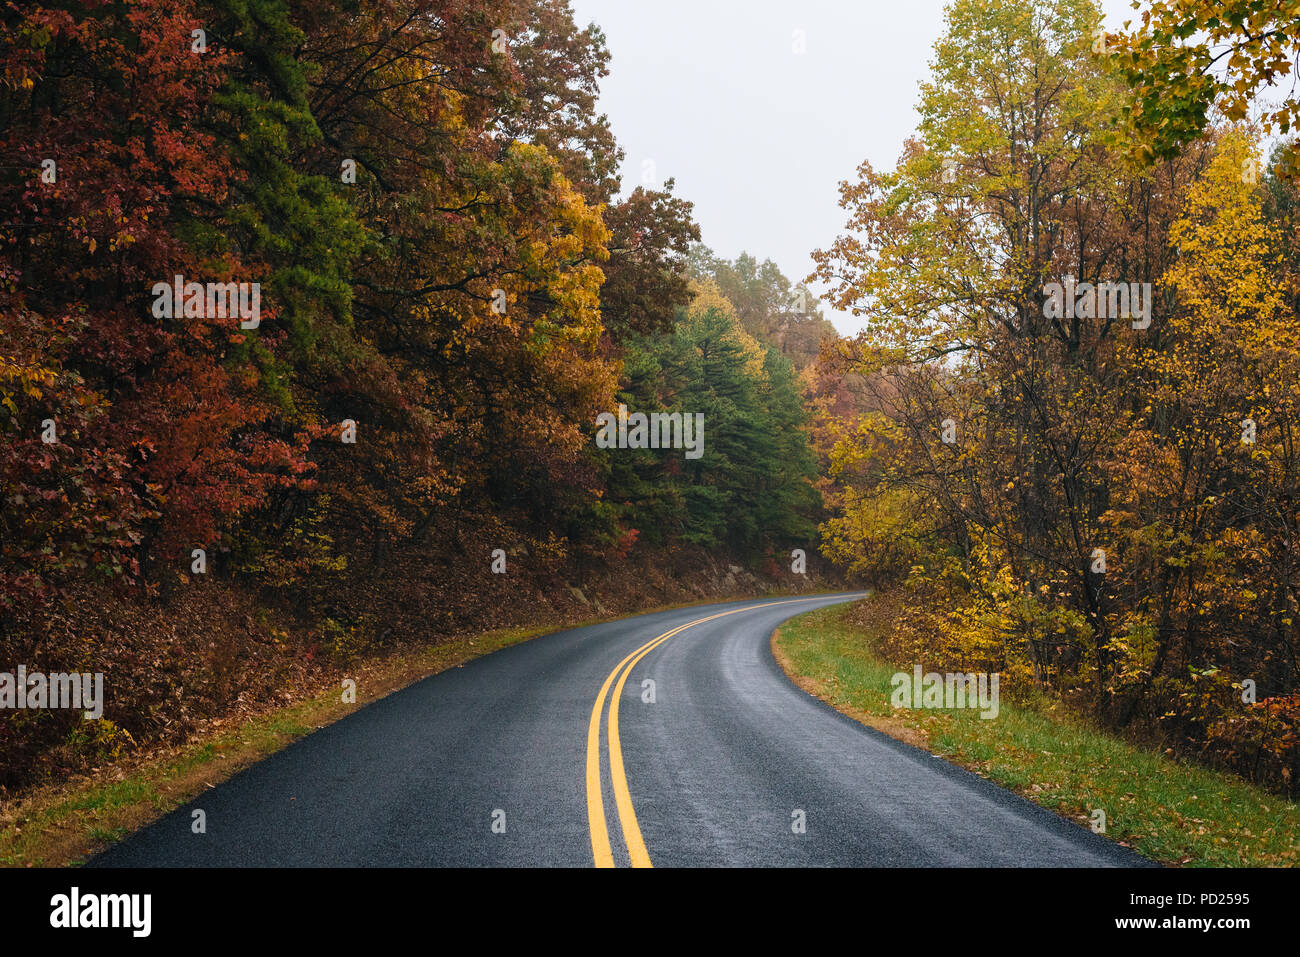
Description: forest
0,0,831,793
2,0,1299,810
811,0,1300,797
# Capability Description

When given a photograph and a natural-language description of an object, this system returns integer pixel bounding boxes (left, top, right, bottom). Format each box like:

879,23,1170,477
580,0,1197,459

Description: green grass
774,602,1300,867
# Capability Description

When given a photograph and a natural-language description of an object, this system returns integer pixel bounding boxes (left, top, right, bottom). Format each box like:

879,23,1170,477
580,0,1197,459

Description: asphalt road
93,593,1149,867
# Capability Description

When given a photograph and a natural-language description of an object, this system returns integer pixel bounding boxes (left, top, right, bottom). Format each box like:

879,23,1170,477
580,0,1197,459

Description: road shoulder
771,597,1300,867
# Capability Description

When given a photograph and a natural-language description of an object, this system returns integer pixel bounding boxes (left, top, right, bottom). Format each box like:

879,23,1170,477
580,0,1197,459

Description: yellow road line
587,596,840,867
585,678,616,868
607,630,678,867
585,621,692,867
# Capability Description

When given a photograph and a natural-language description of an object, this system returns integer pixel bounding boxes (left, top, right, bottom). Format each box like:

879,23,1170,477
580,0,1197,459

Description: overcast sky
569,0,1141,335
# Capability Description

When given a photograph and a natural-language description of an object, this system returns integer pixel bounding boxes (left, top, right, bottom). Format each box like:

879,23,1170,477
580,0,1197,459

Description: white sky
570,0,1143,335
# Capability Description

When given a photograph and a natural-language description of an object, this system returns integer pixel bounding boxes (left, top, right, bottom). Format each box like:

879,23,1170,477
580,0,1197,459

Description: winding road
93,593,1148,867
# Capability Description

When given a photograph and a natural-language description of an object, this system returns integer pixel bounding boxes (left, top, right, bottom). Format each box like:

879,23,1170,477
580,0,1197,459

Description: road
93,593,1149,867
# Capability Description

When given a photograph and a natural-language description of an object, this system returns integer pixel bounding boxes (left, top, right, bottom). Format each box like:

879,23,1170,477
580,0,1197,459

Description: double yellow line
584,596,835,868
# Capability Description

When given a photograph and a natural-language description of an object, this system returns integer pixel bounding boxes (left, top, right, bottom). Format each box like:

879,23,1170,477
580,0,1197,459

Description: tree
0,0,318,604
608,282,820,553
1111,1,1300,177
689,245,835,369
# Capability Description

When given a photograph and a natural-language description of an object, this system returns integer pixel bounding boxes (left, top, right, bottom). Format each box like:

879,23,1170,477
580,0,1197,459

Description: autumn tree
688,246,835,369
0,0,319,607
811,0,1213,711
1111,0,1300,177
